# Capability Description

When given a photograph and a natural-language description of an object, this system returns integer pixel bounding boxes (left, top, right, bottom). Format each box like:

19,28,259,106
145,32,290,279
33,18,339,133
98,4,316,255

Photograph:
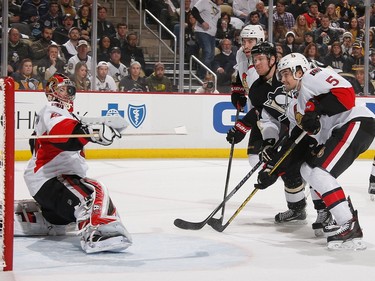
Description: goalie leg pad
14,199,67,236
77,178,132,253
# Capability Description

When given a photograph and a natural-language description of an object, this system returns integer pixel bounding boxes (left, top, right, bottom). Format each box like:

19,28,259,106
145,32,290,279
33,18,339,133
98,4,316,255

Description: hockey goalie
17,73,132,253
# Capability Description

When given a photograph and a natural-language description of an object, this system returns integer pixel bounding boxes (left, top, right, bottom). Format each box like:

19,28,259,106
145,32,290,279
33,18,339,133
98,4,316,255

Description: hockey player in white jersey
277,53,375,250
21,73,132,253
229,24,265,167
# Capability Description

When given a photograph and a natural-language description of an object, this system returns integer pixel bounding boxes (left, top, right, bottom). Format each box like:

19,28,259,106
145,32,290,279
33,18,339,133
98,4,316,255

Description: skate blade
327,238,367,251
81,236,132,254
275,219,308,226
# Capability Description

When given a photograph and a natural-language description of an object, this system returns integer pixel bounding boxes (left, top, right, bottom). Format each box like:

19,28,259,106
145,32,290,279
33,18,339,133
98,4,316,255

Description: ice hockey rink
2,157,375,281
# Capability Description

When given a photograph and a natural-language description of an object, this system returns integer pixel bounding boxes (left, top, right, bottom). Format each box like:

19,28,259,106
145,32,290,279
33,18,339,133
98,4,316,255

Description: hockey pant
301,118,375,225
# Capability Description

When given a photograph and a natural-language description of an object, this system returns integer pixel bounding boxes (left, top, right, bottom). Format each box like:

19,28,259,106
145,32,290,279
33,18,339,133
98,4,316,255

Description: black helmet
251,41,277,58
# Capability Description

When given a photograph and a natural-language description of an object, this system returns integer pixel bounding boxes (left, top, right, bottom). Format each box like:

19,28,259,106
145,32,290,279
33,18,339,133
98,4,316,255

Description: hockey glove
226,121,251,144
260,138,276,163
301,111,321,135
254,164,278,190
86,124,121,146
231,84,247,111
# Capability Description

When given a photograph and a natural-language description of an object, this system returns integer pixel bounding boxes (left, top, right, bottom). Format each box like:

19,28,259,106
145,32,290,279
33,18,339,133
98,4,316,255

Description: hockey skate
369,175,375,201
312,208,333,237
274,208,307,224
14,199,67,236
326,211,366,251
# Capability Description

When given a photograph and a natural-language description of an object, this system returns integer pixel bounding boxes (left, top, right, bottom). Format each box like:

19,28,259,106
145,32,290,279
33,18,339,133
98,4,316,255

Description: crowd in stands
1,0,375,94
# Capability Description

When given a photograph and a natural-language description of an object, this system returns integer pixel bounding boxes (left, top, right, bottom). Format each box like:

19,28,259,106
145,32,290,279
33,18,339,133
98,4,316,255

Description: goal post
0,77,15,271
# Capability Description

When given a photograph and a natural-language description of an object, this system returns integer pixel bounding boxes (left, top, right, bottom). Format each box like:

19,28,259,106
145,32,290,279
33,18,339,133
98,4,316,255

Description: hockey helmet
240,24,265,43
251,41,277,58
45,73,76,105
277,53,310,80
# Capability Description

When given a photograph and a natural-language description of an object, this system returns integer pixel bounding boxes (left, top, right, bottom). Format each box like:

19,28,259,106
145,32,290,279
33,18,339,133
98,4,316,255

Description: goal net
0,77,15,271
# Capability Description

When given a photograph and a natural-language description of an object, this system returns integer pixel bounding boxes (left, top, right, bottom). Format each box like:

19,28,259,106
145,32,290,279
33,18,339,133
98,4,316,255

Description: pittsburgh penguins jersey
296,66,375,143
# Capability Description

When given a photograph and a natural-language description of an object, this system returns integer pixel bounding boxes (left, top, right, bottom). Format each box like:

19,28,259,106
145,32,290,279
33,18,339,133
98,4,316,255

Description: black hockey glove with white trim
226,121,251,144
254,164,278,190
85,124,121,146
260,138,276,163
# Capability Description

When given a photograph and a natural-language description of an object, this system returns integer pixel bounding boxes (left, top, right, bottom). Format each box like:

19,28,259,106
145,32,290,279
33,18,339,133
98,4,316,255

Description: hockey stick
208,131,307,232
219,108,241,222
173,161,262,230
22,126,188,139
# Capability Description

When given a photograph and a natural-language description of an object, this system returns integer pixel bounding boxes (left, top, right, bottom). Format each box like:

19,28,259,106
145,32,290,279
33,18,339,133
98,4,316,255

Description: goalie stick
208,131,307,232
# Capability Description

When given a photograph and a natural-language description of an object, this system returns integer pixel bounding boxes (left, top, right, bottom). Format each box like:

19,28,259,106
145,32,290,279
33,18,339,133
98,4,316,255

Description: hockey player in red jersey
277,53,375,250
21,73,132,253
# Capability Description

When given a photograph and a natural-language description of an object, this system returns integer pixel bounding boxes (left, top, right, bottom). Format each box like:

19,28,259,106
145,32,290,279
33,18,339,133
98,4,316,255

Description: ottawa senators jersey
234,47,259,94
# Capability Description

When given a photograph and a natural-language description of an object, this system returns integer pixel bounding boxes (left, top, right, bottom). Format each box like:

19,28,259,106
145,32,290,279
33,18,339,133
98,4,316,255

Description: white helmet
240,24,265,43
277,53,310,79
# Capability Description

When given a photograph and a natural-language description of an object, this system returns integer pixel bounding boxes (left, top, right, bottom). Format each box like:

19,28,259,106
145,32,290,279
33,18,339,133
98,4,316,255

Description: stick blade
207,218,226,232
174,126,187,135
174,218,205,230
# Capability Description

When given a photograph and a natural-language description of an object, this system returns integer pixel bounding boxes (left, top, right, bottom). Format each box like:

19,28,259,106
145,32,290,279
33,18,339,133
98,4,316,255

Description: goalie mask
46,73,76,110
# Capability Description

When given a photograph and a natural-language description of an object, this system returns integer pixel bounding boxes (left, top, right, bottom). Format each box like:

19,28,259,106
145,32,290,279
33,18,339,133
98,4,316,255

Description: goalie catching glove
84,124,121,146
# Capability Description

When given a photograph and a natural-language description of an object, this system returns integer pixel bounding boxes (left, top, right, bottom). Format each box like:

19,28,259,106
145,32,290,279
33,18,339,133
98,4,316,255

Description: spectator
121,32,146,71
191,0,223,79
323,41,347,73
107,47,128,87
60,27,81,61
66,39,92,76
273,0,295,31
215,18,236,45
76,4,92,42
195,72,219,93
97,6,116,39
282,31,299,55
325,3,343,29
6,0,21,24
97,35,115,63
369,48,375,83
275,42,284,60
255,1,269,30
292,14,312,46
12,58,43,90
39,0,62,31
341,31,353,59
212,38,236,93
345,41,364,73
221,11,242,31
352,66,375,96
303,42,322,62
119,61,149,92
298,30,326,57
31,26,55,62
113,23,128,49
92,61,117,92
246,11,265,30
336,0,355,27
8,28,34,75
53,13,76,45
34,44,66,85
232,0,259,22
71,61,91,91
273,19,288,44
369,29,375,50
171,0,192,48
313,14,339,48
347,17,364,44
59,0,76,18
20,0,49,25
371,3,375,27
286,0,305,20
302,1,321,30
146,62,173,92
185,13,199,62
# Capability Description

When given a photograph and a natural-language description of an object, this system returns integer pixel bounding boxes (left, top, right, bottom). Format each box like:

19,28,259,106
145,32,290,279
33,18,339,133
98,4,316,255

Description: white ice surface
2,158,375,281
